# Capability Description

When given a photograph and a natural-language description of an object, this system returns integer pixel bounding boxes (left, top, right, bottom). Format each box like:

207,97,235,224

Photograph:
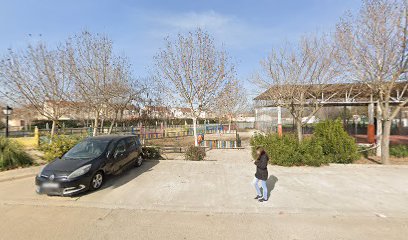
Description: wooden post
34,126,39,147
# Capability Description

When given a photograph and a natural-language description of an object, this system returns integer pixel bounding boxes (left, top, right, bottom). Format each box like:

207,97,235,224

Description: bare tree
0,42,73,137
213,80,248,132
67,31,138,136
106,58,143,134
67,31,112,136
154,28,235,146
254,35,341,142
335,0,408,164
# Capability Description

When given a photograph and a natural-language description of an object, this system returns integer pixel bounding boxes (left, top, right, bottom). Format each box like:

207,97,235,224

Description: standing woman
253,147,269,202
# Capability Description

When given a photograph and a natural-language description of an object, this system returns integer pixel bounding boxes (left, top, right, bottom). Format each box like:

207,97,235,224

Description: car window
63,139,110,159
135,138,141,147
115,140,127,153
106,141,115,156
125,137,136,149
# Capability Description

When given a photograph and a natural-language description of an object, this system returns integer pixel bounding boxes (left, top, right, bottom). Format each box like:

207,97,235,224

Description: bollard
34,126,40,147
88,127,93,137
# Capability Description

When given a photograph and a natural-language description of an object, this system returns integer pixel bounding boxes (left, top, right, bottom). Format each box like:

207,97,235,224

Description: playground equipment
199,139,242,149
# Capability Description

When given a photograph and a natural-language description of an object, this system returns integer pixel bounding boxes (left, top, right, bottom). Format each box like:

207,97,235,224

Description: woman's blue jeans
252,177,268,200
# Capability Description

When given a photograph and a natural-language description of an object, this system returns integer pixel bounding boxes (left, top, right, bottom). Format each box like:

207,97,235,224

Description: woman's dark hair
256,146,266,160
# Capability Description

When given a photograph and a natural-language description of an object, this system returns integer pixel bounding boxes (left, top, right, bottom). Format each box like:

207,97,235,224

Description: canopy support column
376,101,382,157
277,106,282,137
367,97,375,144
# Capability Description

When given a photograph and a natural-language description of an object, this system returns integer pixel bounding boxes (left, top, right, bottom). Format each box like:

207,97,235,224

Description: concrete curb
0,165,42,183
0,173,37,183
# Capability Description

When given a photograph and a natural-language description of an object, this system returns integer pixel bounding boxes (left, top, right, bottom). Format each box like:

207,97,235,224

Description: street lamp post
2,106,13,138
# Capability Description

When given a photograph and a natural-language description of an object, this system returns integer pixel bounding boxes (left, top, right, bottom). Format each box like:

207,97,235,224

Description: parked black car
35,135,143,196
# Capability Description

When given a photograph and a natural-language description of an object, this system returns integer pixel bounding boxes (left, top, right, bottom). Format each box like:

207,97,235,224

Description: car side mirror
60,151,68,159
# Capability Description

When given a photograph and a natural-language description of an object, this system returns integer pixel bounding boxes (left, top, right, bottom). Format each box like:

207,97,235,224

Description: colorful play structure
199,139,242,149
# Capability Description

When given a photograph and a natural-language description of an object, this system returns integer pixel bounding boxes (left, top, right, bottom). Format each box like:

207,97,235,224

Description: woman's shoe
254,195,262,199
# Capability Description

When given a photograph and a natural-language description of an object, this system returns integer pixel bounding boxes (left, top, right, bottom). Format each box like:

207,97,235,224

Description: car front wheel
90,171,104,190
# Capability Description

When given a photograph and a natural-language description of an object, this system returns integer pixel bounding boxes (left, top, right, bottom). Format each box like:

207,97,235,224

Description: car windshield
63,139,111,159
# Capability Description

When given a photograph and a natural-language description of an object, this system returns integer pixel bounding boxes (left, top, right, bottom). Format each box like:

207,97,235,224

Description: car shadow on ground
265,175,278,199
73,160,160,198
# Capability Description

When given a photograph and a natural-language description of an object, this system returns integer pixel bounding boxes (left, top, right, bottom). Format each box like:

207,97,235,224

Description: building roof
254,81,408,107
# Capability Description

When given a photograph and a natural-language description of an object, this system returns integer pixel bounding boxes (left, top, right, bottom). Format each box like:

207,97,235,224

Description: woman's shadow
264,175,278,199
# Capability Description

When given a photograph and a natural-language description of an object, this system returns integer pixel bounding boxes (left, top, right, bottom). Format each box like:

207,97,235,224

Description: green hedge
251,134,327,166
39,135,85,162
390,145,408,158
314,120,359,164
0,137,33,170
250,120,359,167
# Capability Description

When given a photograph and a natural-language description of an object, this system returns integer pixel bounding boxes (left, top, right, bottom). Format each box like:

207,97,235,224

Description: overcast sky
0,0,362,97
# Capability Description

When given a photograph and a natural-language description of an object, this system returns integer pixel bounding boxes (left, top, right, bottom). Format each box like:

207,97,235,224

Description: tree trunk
296,118,303,142
93,116,99,137
108,111,119,135
219,117,222,134
50,120,57,142
381,120,392,164
192,117,198,146
100,118,104,134
228,116,231,133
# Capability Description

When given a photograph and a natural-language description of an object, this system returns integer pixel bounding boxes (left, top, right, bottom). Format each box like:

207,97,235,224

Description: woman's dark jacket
254,153,269,181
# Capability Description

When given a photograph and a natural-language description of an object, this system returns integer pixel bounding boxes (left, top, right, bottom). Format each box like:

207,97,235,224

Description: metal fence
255,121,408,136
1,123,240,140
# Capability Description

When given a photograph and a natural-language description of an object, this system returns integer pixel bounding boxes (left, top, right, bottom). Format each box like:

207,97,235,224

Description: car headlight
67,164,92,180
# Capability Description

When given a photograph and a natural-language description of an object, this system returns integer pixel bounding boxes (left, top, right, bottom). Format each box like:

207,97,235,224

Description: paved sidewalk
1,149,408,217
1,149,408,239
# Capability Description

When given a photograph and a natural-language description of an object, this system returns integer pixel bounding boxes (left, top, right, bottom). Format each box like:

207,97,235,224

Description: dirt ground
355,156,408,165
145,135,194,147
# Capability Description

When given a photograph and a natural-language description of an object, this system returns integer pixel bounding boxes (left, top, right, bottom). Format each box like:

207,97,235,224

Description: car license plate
42,182,59,189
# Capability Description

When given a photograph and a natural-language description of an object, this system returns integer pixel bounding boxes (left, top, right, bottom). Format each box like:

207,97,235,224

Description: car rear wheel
90,171,104,190
135,154,143,167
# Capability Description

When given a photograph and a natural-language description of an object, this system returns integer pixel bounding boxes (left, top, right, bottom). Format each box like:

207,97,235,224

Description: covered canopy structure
254,82,408,148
